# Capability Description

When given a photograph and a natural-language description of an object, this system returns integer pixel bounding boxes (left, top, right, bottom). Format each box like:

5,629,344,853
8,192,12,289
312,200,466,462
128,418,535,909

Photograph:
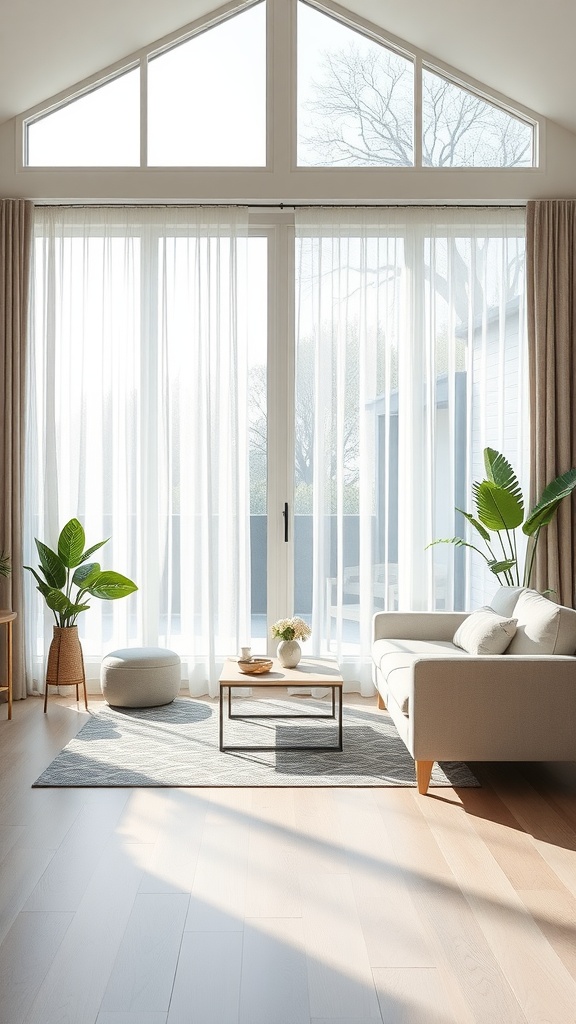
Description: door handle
283,502,289,542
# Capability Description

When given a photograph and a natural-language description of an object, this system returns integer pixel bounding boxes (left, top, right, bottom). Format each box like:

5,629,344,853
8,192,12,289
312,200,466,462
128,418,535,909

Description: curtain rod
37,204,528,211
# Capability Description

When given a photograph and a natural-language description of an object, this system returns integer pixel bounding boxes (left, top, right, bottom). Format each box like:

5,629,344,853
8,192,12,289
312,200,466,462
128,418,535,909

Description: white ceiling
2,0,574,135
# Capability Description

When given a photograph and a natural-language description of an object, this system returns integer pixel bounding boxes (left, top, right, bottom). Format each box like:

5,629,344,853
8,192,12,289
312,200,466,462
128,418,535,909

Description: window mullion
414,55,423,168
270,0,294,172
140,57,148,168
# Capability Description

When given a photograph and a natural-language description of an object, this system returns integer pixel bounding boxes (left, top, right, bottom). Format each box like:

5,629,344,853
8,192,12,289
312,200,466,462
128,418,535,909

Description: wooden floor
1,693,576,1024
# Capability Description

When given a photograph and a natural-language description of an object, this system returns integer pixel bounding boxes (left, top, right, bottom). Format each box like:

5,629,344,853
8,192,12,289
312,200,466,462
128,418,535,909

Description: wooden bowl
237,657,274,675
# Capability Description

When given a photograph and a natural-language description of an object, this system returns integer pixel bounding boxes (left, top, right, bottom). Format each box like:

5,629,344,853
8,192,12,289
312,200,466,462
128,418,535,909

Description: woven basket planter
45,626,88,712
46,626,85,686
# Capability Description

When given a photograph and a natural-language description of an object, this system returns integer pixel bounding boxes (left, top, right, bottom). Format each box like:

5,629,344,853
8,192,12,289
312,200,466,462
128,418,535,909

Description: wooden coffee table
219,657,343,753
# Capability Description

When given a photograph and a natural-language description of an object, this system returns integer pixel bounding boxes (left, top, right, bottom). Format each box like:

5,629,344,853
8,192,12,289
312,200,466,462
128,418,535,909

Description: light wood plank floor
1,692,576,1024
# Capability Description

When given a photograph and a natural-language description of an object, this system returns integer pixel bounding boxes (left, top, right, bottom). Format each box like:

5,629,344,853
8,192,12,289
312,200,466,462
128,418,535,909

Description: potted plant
25,518,137,709
271,616,311,668
429,447,576,589
0,551,10,578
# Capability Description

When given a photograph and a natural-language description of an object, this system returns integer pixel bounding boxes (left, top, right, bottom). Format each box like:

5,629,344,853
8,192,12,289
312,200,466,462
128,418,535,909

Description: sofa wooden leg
415,760,434,794
377,692,386,710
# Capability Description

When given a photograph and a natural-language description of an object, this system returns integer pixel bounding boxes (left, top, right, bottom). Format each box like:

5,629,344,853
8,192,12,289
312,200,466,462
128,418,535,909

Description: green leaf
456,508,492,544
72,562,101,587
488,558,517,575
24,565,52,599
483,448,524,511
426,536,490,562
70,602,91,615
80,539,109,563
473,480,524,531
58,518,86,568
45,589,77,614
523,469,576,535
45,588,90,625
35,540,67,589
85,571,138,600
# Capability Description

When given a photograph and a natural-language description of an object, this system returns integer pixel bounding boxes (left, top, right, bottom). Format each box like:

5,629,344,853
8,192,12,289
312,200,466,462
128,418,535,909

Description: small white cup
240,646,252,661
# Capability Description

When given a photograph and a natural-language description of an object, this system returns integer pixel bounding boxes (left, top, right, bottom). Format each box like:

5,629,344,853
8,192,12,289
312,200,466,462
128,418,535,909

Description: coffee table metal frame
219,658,343,753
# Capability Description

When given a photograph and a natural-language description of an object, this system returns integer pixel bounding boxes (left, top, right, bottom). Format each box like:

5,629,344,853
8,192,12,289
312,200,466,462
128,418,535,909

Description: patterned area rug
33,697,479,788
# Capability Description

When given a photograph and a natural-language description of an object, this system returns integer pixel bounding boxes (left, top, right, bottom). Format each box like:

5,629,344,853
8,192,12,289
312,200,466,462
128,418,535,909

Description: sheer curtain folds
27,204,528,698
295,207,527,690
27,206,250,696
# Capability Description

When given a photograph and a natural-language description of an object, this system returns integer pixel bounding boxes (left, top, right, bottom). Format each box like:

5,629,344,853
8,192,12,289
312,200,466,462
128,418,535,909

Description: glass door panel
293,229,400,654
293,211,528,662
245,236,268,650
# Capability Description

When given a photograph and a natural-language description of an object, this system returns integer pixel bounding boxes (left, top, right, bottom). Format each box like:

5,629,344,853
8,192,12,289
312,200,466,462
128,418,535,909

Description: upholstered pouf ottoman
100,647,181,708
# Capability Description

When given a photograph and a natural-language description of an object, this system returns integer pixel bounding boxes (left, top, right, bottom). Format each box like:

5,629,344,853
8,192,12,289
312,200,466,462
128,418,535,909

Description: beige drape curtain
0,199,33,700
526,200,576,606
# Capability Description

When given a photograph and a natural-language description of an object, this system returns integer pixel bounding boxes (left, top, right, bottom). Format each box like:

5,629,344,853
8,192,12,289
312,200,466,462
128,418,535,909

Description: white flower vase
277,639,301,668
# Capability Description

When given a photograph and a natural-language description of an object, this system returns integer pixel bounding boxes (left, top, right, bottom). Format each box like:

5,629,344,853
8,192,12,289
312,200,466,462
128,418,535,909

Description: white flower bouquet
271,616,311,642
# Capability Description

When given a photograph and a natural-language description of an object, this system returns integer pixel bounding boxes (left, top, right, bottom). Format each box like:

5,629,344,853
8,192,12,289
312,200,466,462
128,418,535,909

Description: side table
0,611,16,720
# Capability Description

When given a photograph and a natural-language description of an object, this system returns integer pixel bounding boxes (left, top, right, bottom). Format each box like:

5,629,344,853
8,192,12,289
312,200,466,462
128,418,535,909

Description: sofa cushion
506,589,576,655
489,586,526,617
373,638,465,716
373,637,462,671
453,605,517,655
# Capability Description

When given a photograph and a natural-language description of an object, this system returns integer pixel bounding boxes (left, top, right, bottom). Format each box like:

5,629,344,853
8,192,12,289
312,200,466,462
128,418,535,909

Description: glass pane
246,238,268,648
294,212,527,655
156,234,268,653
148,3,266,166
297,1,413,167
294,232,404,651
31,230,141,653
421,226,527,608
26,69,140,166
422,68,534,167
31,224,267,659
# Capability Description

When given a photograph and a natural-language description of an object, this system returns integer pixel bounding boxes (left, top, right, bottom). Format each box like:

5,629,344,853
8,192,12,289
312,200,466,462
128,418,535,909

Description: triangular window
26,68,140,167
22,0,537,170
147,2,266,166
422,68,534,167
297,1,414,167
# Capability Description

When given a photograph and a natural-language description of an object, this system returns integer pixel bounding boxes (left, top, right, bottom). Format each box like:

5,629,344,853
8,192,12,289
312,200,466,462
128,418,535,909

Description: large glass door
292,208,528,683
27,208,527,696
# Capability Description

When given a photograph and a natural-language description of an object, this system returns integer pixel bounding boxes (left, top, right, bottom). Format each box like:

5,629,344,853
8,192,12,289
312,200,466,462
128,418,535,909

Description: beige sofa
372,587,576,794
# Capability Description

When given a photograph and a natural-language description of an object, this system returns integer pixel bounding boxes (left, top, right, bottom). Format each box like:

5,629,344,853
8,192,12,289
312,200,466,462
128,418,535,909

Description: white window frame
297,0,539,171
18,0,542,173
20,0,269,172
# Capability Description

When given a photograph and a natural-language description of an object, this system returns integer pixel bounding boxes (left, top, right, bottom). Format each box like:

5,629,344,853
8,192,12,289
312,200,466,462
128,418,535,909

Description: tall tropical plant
429,448,576,588
0,551,10,578
25,518,137,626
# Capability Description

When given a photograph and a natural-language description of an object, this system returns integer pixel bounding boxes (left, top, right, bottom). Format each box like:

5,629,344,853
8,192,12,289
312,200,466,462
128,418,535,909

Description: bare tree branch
301,42,532,169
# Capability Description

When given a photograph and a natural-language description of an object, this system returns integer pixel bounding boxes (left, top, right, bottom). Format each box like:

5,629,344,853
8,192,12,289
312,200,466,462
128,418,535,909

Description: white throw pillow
506,589,576,655
489,586,526,618
453,606,517,655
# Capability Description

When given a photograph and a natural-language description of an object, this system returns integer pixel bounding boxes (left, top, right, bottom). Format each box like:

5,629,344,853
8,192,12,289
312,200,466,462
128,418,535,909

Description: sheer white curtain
295,207,528,691
26,206,251,697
